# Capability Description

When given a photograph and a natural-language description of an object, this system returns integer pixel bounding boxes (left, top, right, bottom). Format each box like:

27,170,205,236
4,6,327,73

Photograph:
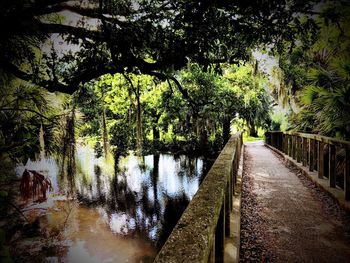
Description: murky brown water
17,146,212,262
40,201,156,262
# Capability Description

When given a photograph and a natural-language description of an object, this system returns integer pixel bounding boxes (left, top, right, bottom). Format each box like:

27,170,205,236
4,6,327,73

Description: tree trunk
101,104,109,157
153,125,160,148
247,119,258,137
152,154,159,206
124,74,142,154
136,93,142,154
39,124,45,160
222,117,231,145
61,105,76,196
197,118,208,152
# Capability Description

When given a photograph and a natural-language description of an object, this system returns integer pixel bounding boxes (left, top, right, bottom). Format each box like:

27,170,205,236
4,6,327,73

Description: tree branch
40,23,105,40
122,73,137,96
1,60,74,94
169,76,198,107
36,3,128,27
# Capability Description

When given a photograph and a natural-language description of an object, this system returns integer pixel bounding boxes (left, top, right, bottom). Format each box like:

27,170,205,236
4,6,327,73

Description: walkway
240,141,350,262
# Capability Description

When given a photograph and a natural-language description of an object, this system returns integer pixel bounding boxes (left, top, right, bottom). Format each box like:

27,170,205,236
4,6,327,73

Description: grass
243,134,265,142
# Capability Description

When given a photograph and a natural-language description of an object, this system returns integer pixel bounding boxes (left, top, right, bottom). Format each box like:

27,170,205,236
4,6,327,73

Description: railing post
283,134,287,153
209,244,215,263
296,137,301,163
345,149,350,201
278,133,282,150
215,204,225,263
329,145,336,188
294,135,298,160
292,136,296,160
234,139,240,185
302,137,308,166
309,139,315,172
319,141,325,178
324,144,329,178
280,133,283,150
225,181,231,235
275,133,278,149
315,140,319,171
288,135,292,157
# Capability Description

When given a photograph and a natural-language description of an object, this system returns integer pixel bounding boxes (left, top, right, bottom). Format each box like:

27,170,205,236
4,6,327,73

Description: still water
18,145,212,262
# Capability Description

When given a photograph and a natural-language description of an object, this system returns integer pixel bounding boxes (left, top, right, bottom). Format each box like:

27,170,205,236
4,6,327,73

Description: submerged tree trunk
61,105,76,196
67,106,76,195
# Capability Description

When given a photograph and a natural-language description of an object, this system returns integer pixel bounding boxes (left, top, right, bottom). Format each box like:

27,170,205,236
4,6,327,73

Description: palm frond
299,85,323,105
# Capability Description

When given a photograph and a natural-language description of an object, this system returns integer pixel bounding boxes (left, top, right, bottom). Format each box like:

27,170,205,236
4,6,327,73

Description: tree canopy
271,0,350,139
1,0,317,94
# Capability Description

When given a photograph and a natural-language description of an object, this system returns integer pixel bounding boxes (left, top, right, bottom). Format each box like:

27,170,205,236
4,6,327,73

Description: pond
16,145,213,262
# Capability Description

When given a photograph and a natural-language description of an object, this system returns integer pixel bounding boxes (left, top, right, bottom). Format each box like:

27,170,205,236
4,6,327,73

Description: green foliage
273,1,350,139
1,0,309,161
73,61,272,155
0,82,60,161
225,63,272,136
0,0,318,94
243,135,265,142
296,84,350,136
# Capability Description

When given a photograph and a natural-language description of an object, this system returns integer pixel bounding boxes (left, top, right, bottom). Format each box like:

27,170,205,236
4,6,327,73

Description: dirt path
240,141,350,263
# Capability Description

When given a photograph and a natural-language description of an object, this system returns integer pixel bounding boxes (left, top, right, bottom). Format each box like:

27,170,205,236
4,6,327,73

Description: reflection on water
17,145,212,262
40,202,155,263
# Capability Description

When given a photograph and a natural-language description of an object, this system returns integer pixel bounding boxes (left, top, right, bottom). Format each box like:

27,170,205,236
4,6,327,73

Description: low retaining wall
154,132,243,263
265,131,350,211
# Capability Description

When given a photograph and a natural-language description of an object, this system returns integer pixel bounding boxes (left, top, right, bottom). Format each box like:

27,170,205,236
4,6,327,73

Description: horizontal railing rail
265,131,350,201
154,132,243,263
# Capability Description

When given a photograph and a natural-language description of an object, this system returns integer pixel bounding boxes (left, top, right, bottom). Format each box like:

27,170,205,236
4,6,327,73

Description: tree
142,81,168,151
224,63,272,137
0,82,57,161
273,0,350,139
1,0,317,95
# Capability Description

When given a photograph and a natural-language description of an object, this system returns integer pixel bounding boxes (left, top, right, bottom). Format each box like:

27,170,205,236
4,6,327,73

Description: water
17,145,212,262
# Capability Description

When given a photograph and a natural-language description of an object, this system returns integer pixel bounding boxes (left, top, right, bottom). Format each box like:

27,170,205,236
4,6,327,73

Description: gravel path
240,141,350,263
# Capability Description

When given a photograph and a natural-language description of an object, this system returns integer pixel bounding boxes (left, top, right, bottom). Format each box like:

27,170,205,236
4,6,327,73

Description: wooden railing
154,132,243,263
265,131,350,201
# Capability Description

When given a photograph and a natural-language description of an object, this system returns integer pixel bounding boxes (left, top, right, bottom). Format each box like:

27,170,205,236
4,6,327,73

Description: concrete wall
154,132,243,263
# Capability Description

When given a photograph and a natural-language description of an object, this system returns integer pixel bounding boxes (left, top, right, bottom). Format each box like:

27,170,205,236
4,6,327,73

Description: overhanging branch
36,3,128,27
40,23,105,40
